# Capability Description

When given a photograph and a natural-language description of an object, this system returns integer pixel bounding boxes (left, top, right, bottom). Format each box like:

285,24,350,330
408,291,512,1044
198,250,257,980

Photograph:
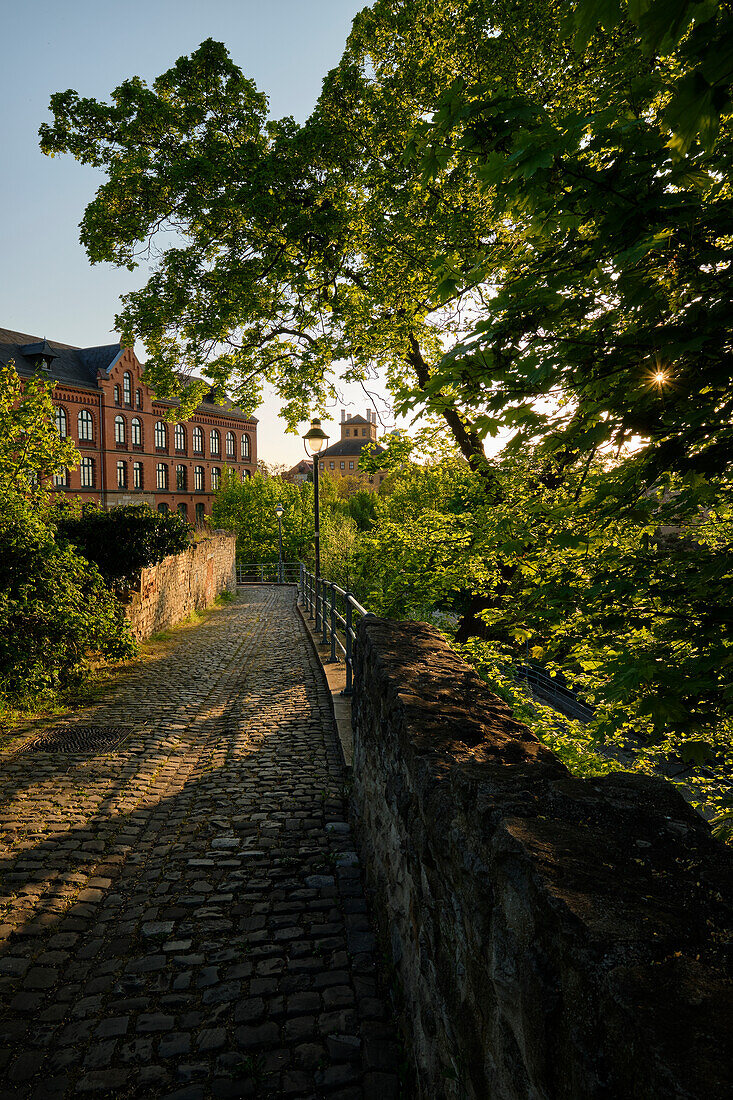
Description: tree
211,471,314,563
0,493,135,701
57,503,191,587
0,363,78,492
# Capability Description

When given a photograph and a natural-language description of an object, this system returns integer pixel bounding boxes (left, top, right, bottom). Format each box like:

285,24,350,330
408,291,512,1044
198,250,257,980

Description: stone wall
352,616,733,1100
124,533,236,640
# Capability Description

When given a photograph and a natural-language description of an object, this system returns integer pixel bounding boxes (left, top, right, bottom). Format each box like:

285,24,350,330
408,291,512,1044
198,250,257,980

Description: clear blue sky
0,0,390,467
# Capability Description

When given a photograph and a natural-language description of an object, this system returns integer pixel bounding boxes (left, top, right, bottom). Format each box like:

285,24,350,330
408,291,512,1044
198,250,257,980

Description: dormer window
20,339,58,374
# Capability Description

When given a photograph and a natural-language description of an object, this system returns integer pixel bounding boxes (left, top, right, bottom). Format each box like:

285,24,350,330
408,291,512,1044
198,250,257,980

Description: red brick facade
3,333,257,523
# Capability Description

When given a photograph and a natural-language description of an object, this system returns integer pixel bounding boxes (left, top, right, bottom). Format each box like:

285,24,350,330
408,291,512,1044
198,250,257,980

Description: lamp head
302,418,330,456
275,503,284,518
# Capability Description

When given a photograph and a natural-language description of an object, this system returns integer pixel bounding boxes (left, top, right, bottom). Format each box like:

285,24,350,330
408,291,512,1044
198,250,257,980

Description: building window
114,384,121,405
80,457,94,488
177,502,188,520
123,371,132,405
211,466,221,491
210,429,221,456
117,461,127,489
156,463,168,490
195,503,205,525
329,461,334,469
53,468,69,488
114,415,126,445
78,409,93,441
174,424,186,452
158,503,169,513
226,431,236,458
241,469,248,483
340,461,345,469
155,421,167,450
176,464,187,490
135,388,142,409
194,466,205,491
193,426,204,454
241,433,250,460
131,417,142,446
362,428,367,436
133,461,143,489
54,407,67,438
345,428,350,437
349,461,354,470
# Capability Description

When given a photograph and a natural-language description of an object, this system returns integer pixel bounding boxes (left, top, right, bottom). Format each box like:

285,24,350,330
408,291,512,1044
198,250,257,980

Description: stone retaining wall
124,533,235,640
352,616,733,1099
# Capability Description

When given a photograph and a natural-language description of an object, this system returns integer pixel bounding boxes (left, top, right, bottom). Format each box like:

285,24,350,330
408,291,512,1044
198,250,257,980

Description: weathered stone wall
352,616,733,1100
124,533,235,640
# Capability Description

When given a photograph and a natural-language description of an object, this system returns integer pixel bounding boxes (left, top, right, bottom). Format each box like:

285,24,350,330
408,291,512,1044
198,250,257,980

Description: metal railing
299,565,370,695
236,561,300,585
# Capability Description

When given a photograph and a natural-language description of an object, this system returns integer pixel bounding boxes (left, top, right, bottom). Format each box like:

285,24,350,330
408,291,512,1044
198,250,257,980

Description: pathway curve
0,588,402,1100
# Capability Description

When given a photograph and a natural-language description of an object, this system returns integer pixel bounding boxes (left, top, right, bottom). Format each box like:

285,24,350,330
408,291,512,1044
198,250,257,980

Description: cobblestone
0,588,403,1097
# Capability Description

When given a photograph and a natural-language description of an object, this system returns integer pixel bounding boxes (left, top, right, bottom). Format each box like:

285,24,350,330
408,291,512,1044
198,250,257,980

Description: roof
320,439,385,459
0,325,257,423
0,326,120,390
344,414,369,425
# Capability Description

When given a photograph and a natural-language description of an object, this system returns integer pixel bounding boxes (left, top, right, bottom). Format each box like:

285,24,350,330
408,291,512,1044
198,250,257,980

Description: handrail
298,564,371,696
236,561,300,585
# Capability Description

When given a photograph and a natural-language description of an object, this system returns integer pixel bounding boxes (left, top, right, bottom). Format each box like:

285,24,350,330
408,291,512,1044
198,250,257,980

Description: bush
0,493,136,701
57,503,191,586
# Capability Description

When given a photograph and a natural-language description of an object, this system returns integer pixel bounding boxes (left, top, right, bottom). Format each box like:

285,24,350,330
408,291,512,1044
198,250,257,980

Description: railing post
321,579,328,645
330,584,337,662
315,572,321,633
309,571,314,619
344,596,353,696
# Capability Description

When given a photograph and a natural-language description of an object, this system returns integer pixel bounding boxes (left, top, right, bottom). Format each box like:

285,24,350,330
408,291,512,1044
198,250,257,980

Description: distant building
319,409,387,485
282,458,313,485
0,327,257,524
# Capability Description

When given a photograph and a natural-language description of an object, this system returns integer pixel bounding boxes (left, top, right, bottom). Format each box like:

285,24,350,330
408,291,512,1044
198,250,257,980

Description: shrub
57,503,191,586
0,493,136,701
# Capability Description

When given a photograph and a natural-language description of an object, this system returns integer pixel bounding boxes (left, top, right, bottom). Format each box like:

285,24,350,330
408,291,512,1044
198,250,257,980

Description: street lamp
302,418,330,629
274,502,284,583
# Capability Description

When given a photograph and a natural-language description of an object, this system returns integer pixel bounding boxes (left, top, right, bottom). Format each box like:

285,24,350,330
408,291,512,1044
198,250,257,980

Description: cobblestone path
0,588,402,1100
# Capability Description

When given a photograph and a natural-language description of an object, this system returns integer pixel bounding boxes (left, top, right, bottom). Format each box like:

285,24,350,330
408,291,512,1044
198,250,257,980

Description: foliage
0,363,78,493
212,471,315,563
57,503,191,585
0,492,135,701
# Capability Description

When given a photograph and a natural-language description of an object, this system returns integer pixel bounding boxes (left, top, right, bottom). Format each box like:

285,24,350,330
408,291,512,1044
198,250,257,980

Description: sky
0,0,402,468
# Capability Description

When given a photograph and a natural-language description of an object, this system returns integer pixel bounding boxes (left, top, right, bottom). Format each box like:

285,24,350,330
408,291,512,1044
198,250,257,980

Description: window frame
192,426,204,455
54,406,67,438
114,414,126,445
122,371,132,406
133,461,143,490
131,417,142,447
78,409,94,442
210,429,221,456
80,456,94,488
156,462,168,490
154,420,167,451
174,424,186,453
116,460,127,489
194,465,205,491
241,433,251,460
211,466,221,491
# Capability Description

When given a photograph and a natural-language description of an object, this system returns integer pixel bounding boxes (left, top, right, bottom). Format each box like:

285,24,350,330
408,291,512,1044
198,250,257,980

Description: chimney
341,409,346,422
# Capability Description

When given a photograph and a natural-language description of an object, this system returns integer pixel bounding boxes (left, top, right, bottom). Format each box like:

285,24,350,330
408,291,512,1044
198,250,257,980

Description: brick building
319,409,387,484
0,327,257,523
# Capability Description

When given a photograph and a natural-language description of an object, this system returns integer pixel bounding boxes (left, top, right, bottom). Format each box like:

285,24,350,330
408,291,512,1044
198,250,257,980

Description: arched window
135,388,142,410
210,429,221,456
54,407,67,438
211,466,221,491
116,461,127,488
114,415,125,445
174,424,186,452
78,409,93,441
156,463,168,490
131,417,142,446
194,466,205,491
192,426,204,454
155,421,167,450
241,433,250,460
176,464,187,490
53,468,69,489
241,469,248,484
195,503,205,525
123,371,132,405
177,502,188,519
80,457,94,487
114,384,121,405
226,431,236,458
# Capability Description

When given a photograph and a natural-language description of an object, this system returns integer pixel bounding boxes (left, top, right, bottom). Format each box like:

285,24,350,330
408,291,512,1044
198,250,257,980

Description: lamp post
274,502,284,584
302,418,330,630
